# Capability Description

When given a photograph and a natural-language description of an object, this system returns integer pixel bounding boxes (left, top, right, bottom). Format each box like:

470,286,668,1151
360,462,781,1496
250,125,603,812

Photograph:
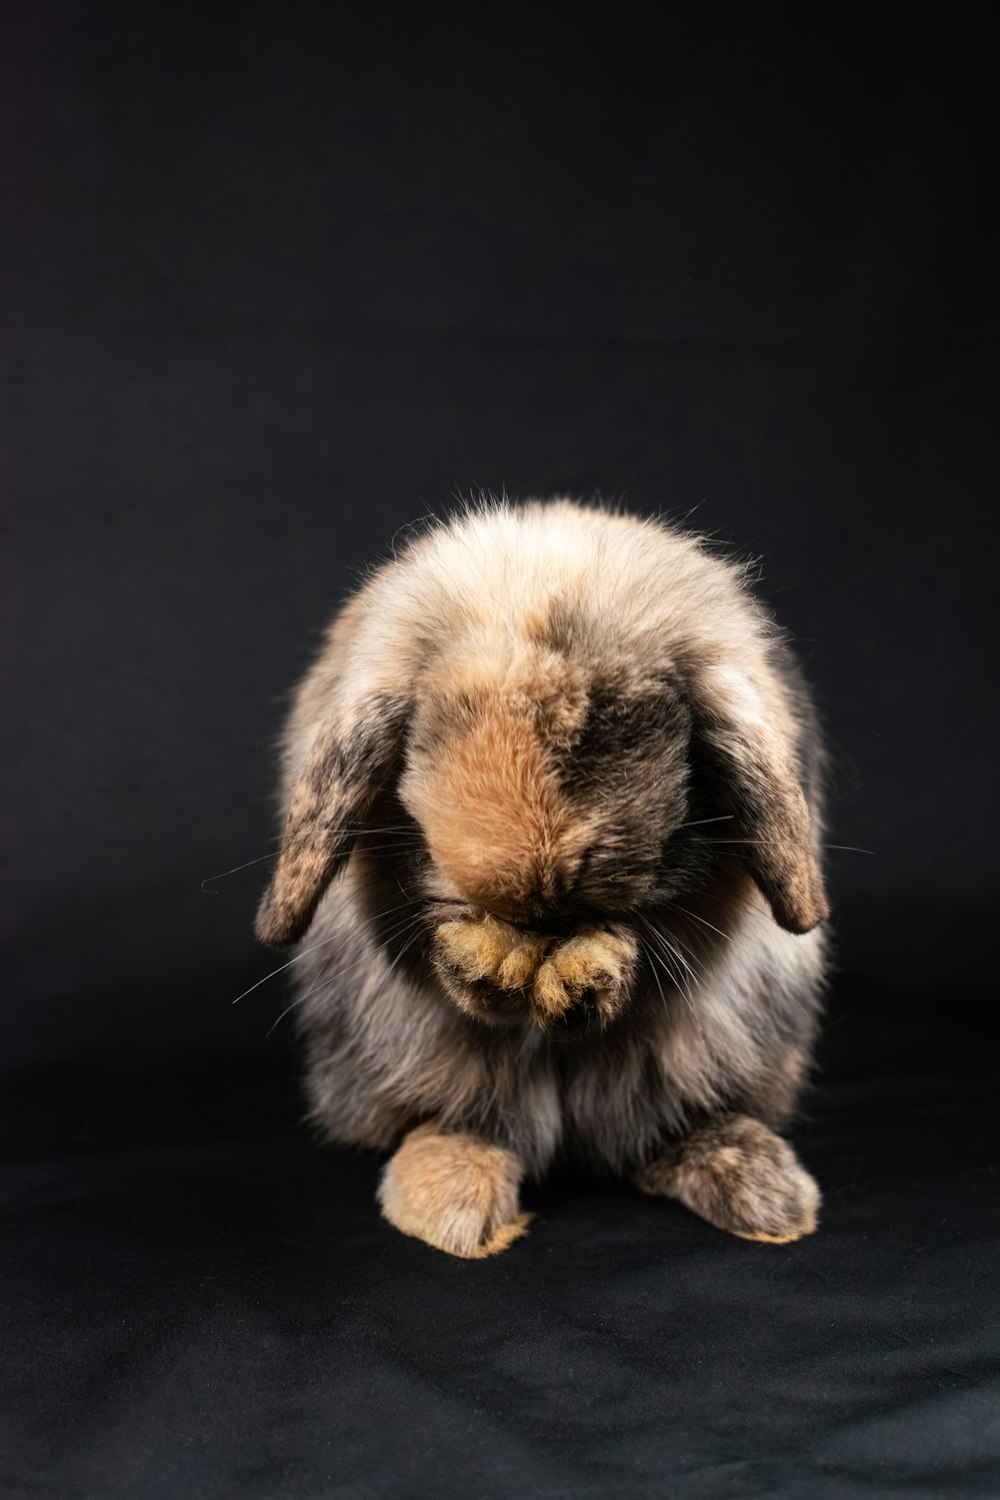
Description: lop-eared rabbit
256,501,829,1257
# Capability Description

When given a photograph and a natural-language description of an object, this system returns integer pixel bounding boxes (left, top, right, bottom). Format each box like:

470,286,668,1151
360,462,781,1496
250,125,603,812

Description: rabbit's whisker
200,844,282,891
677,814,736,829
350,844,426,857
669,900,753,957
639,935,667,1010
706,838,873,855
203,833,427,894
346,828,425,840
231,932,344,1006
676,910,809,1015
202,825,425,894
266,913,427,1036
232,894,423,1005
666,899,786,988
637,914,703,1027
364,923,430,1014
641,914,745,1038
640,933,705,1033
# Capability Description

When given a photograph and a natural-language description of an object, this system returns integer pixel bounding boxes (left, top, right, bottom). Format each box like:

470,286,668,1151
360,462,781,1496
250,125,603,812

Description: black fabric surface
3,5,999,1497
4,994,998,1498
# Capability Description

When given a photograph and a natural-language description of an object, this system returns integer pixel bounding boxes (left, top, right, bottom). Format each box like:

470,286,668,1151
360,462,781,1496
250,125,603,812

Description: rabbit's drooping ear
696,672,829,935
255,694,408,948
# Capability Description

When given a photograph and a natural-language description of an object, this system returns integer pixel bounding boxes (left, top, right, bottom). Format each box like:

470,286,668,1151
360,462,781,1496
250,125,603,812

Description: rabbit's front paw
532,926,638,1025
434,914,637,1030
435,914,550,993
635,1115,820,1243
377,1124,532,1258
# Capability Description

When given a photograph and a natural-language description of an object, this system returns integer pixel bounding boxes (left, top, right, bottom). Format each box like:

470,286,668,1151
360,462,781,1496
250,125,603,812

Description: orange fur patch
377,1123,530,1258
402,684,594,917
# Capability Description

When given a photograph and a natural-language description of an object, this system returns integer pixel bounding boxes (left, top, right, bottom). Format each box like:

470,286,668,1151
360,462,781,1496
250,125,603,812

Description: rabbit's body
258,502,829,1256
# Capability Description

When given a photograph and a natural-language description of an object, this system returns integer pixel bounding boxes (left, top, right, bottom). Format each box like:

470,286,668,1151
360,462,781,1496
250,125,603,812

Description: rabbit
255,499,830,1258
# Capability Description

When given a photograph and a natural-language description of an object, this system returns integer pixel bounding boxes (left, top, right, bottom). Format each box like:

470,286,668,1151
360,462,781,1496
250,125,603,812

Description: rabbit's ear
696,670,828,935
255,694,408,948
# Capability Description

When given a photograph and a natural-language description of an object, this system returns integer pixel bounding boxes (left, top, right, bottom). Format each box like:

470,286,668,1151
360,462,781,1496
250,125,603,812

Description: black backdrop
3,8,999,1498
4,3,997,1071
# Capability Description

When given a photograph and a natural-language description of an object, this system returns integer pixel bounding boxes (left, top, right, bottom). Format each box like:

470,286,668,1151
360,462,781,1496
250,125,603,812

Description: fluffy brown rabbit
256,500,830,1257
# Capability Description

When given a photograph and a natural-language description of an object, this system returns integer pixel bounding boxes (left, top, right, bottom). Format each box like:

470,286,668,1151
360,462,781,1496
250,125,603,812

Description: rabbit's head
255,508,828,1032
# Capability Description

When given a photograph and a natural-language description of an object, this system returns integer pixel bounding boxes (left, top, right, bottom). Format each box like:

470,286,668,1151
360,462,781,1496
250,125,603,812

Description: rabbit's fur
257,501,829,1256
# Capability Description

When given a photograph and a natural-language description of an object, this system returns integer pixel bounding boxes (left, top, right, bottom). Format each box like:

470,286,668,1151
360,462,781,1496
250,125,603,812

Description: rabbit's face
394,650,702,1031
255,525,829,1032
